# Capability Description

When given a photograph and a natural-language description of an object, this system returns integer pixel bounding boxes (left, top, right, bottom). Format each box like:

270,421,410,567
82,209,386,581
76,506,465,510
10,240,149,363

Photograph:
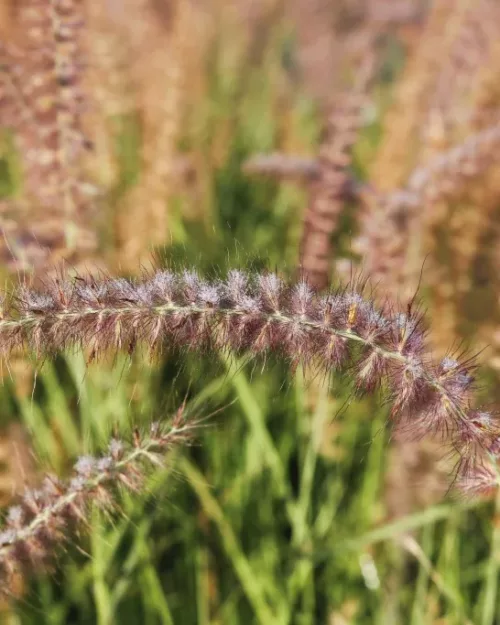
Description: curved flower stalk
355,120,500,298
392,122,500,204
0,411,197,592
0,268,498,494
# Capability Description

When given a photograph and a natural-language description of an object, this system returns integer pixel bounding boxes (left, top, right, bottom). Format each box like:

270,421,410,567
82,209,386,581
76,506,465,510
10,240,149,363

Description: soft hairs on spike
0,269,499,494
0,411,197,593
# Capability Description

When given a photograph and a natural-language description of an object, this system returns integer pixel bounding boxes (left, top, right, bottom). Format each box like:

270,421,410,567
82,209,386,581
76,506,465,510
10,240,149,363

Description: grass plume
0,409,197,594
0,0,91,216
0,267,497,495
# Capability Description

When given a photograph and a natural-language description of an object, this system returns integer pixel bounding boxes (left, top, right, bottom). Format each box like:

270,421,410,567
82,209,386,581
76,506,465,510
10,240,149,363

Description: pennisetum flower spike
0,267,497,496
0,408,198,594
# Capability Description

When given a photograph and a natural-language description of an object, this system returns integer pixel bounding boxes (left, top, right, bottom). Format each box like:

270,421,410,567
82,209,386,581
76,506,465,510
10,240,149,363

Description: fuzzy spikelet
0,412,197,593
456,461,500,500
0,268,497,495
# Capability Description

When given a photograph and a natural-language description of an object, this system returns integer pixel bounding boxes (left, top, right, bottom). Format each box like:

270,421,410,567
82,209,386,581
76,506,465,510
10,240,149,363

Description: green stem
481,478,500,625
180,456,281,625
306,498,483,562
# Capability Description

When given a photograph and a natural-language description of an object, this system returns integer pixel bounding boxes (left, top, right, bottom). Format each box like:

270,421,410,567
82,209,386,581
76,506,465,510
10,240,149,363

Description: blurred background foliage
0,0,499,623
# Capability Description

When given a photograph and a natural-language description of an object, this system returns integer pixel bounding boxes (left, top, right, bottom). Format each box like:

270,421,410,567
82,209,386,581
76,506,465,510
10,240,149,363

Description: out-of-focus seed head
74,455,96,478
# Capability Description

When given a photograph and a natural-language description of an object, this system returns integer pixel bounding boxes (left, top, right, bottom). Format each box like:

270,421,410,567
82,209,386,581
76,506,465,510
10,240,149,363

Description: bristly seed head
0,415,197,593
0,269,496,498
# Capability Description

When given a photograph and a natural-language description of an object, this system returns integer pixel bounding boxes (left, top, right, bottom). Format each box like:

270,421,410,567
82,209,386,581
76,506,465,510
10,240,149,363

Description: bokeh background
0,0,500,623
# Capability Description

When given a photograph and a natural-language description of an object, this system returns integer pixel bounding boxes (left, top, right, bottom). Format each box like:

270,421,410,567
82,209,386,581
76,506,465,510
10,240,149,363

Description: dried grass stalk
369,0,461,190
114,0,194,271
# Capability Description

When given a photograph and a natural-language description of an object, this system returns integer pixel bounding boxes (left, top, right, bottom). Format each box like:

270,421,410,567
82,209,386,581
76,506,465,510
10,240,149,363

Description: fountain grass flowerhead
0,266,498,497
0,408,198,594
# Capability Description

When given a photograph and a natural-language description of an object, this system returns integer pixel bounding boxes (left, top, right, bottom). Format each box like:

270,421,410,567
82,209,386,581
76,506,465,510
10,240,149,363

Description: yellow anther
442,397,451,412
348,303,357,326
